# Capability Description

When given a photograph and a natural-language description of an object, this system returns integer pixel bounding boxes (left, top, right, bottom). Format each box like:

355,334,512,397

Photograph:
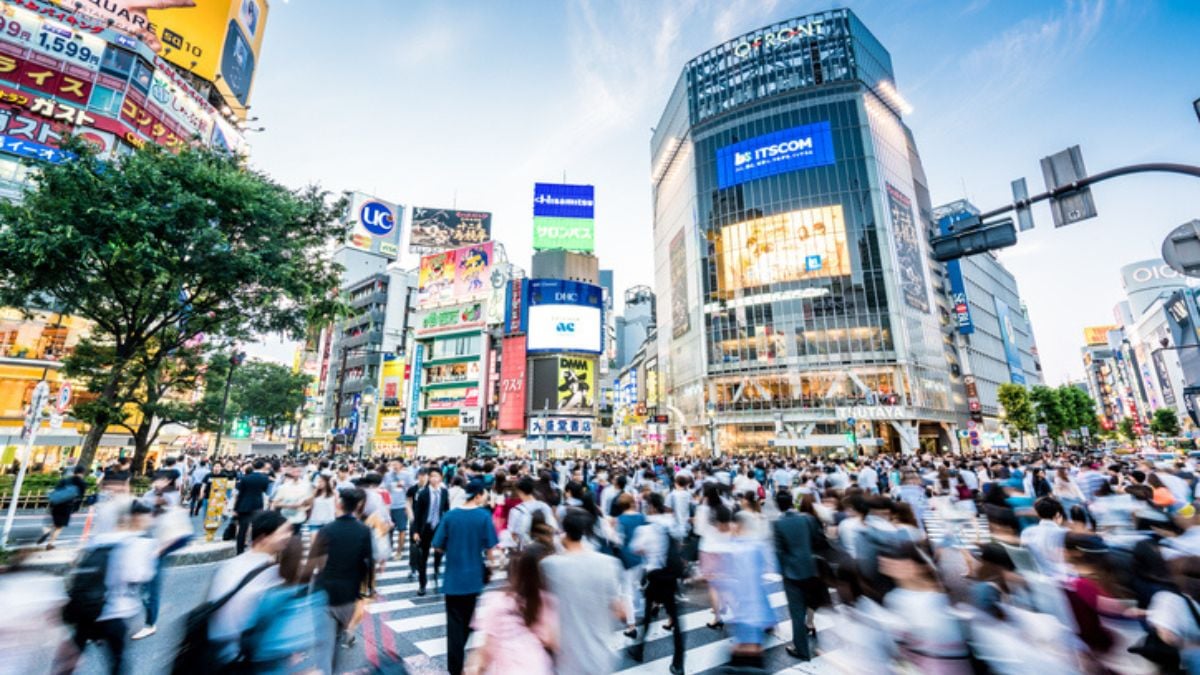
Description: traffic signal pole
977,163,1200,221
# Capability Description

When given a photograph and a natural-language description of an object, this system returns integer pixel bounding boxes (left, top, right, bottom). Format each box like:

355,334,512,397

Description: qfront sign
731,19,826,59
716,121,835,189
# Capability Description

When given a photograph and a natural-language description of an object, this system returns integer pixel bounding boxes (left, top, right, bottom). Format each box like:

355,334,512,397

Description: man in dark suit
308,487,373,671
411,466,449,595
772,491,825,661
232,459,272,554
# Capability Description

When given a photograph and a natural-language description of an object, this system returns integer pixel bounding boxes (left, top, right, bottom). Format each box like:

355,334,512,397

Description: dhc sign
716,121,835,188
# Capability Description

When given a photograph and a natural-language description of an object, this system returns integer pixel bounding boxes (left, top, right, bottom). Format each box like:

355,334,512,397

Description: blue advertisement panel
404,343,424,436
993,298,1027,385
938,212,976,335
716,121,835,189
533,183,595,219
526,279,604,354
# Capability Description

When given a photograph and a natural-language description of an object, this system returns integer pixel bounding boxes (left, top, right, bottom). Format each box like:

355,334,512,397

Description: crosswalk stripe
377,572,507,596
366,599,416,614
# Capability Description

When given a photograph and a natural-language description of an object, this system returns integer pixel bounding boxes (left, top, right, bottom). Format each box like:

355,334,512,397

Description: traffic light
929,217,1018,262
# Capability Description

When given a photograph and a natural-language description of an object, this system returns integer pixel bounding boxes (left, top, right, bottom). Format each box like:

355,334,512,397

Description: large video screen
715,121,835,189
719,204,850,291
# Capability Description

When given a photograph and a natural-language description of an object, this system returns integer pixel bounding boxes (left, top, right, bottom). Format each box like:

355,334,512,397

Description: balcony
339,330,383,352
348,290,388,310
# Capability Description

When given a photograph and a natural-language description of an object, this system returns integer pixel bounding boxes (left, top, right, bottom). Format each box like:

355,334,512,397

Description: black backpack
62,543,116,625
171,563,272,675
662,525,687,579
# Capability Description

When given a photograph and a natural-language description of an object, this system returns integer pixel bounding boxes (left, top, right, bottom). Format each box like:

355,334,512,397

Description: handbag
222,519,238,542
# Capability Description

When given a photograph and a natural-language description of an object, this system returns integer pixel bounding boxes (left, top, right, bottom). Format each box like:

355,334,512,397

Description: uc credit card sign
716,121,835,189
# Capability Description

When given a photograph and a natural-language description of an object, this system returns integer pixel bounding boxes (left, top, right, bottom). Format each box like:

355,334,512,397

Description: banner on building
887,183,930,313
417,242,494,308
532,182,595,252
994,298,1027,385
409,208,492,252
669,229,690,338
498,336,527,431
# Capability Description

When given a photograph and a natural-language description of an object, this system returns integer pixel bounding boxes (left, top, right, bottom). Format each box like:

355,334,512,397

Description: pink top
471,590,557,675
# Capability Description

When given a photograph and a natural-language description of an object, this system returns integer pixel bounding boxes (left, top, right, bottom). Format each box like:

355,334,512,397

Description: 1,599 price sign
0,4,104,71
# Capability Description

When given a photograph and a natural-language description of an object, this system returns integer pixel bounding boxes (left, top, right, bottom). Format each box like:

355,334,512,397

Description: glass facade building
651,9,957,453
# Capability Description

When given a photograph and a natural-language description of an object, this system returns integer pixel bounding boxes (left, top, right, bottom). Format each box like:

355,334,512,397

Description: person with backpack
53,498,155,675
628,491,685,674
41,464,88,549
197,510,293,669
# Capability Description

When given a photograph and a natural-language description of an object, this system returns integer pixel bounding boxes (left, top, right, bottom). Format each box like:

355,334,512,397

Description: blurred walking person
412,467,449,595
307,487,374,672
773,489,825,661
541,508,626,675
41,465,88,549
431,479,498,675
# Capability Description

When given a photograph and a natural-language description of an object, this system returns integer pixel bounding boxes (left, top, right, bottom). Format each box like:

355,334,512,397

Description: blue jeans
144,537,190,625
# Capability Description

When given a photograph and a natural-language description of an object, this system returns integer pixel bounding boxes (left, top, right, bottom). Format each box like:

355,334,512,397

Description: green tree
1056,385,1099,440
229,360,310,438
0,141,345,468
1151,408,1181,438
997,383,1035,450
1030,385,1067,445
1118,417,1137,442
66,338,209,473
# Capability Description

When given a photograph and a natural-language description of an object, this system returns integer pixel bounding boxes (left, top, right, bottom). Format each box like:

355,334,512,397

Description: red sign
498,336,527,431
0,52,92,104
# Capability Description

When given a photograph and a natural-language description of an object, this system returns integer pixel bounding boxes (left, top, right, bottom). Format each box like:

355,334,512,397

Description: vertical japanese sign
498,336,527,431
403,343,424,436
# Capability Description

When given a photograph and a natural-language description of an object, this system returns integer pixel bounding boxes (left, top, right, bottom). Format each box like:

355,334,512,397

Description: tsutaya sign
835,406,913,421
732,19,826,58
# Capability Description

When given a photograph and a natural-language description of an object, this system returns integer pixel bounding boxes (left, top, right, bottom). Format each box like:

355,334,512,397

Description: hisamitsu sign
716,121,835,189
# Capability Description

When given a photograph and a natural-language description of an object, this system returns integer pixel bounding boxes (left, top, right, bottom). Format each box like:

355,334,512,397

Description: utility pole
213,350,243,457
332,345,349,454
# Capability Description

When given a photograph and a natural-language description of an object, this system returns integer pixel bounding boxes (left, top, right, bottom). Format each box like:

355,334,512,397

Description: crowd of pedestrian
8,445,1200,674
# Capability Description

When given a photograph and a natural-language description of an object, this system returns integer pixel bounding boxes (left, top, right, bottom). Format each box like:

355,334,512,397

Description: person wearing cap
430,478,499,675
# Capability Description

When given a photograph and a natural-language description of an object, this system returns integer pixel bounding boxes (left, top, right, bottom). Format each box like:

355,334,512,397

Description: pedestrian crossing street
311,531,853,675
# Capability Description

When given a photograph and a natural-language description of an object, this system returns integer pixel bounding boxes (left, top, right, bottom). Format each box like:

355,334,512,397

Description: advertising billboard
0,1,106,71
994,298,1027,385
376,355,404,434
1083,325,1118,346
938,211,976,335
497,336,526,431
715,121,834,189
417,242,494,308
409,208,492,252
345,192,402,259
1121,259,1186,317
719,204,849,291
528,416,594,437
403,344,423,436
669,229,690,338
556,357,594,411
533,182,594,252
525,279,603,354
887,183,930,313
504,278,527,335
48,0,270,109
415,302,485,337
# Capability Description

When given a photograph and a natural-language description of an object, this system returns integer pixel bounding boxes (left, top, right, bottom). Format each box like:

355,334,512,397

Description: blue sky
245,0,1200,383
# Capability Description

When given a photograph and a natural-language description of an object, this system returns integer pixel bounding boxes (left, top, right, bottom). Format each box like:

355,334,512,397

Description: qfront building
651,9,957,455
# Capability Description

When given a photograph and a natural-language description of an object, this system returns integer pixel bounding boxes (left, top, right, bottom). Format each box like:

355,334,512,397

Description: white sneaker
131,626,157,640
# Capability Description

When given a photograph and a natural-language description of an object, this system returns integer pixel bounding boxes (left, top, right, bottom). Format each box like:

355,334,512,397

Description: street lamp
706,404,718,458
358,387,376,462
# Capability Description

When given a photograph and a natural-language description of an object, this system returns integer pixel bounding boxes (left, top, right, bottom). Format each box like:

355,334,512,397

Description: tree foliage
1057,385,1099,437
197,357,309,439
1118,417,1137,442
997,383,1035,449
0,140,346,467
1151,408,1181,437
1030,385,1066,441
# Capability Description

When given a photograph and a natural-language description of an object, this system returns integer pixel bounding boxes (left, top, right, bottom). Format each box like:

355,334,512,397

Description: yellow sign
203,476,231,541
151,0,269,111
1083,325,1117,346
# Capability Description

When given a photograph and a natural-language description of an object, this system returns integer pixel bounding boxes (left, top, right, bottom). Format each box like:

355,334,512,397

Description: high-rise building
934,200,1043,440
616,286,656,370
650,9,955,454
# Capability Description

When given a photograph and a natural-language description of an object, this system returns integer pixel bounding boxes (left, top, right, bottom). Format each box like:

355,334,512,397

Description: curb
20,540,236,575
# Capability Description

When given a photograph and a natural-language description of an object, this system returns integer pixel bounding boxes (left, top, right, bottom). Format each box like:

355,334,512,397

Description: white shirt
93,531,155,621
632,516,673,571
1019,519,1068,579
272,479,313,525
838,516,867,558
1148,590,1200,644
667,488,692,537
959,469,979,491
858,466,879,492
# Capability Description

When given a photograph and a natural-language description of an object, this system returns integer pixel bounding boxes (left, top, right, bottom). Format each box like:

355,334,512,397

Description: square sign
805,254,823,271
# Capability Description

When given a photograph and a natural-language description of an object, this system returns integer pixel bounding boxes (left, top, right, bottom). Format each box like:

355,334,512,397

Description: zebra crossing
339,537,852,675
